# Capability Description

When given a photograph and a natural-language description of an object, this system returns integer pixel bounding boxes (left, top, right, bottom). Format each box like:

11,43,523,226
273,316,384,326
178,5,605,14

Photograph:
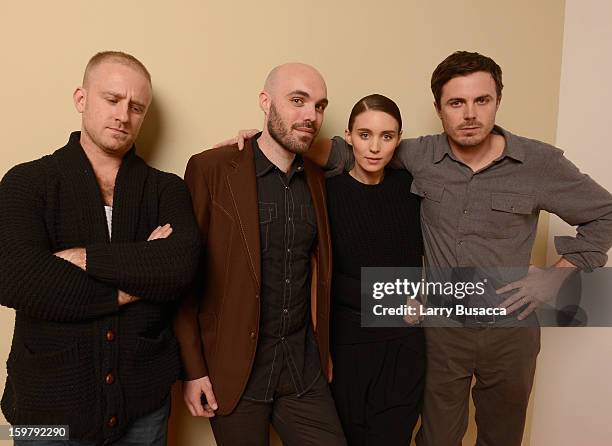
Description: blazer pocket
411,179,445,227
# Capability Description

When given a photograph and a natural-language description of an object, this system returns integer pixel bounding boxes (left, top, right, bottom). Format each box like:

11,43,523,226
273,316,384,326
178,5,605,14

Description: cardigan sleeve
85,173,200,301
0,163,119,321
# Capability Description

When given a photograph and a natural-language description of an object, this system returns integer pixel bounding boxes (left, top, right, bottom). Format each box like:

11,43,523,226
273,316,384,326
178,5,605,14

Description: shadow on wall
136,98,164,163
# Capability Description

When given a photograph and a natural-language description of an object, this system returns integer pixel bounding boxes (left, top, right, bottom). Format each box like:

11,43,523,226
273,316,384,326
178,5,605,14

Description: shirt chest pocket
485,192,536,238
411,179,445,227
259,202,278,253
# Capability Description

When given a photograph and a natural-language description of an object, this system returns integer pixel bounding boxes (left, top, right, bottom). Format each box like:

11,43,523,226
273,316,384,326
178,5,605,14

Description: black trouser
331,334,426,446
210,370,346,446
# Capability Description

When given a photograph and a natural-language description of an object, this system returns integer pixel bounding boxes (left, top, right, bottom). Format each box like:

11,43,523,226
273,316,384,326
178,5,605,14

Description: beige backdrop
532,1,612,445
1,1,567,444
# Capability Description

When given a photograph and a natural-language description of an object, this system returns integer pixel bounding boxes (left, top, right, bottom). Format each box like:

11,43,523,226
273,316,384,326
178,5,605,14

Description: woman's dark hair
431,51,503,108
347,94,402,131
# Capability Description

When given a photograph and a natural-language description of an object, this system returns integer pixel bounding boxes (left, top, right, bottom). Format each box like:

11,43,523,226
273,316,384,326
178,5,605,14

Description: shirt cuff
554,236,608,272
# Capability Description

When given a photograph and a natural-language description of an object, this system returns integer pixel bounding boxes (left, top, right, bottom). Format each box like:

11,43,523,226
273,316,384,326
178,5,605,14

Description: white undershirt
104,206,113,239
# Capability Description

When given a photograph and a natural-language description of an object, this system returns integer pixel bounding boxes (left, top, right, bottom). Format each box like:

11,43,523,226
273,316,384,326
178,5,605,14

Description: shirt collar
434,125,525,164
253,136,305,178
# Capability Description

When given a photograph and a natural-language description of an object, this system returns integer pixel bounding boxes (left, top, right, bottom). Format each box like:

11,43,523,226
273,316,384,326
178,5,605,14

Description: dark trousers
331,335,426,446
14,394,170,446
416,327,540,446
210,372,346,446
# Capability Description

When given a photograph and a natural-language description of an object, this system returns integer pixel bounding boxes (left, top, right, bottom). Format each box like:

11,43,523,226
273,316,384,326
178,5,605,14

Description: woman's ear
396,129,403,147
344,128,352,145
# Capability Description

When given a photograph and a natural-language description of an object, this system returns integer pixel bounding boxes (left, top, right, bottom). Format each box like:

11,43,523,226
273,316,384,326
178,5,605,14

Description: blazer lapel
226,140,261,289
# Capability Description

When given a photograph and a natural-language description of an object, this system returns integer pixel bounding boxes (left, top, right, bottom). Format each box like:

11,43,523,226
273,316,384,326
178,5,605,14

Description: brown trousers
416,327,540,446
210,372,346,446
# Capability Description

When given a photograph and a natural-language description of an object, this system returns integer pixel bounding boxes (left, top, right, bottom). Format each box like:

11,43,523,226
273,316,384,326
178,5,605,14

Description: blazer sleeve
174,154,211,380
0,163,119,322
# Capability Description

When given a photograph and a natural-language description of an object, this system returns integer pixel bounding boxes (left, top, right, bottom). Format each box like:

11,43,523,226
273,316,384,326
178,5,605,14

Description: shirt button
108,416,117,428
288,217,292,221
255,293,260,299
105,372,115,385
285,186,289,190
287,248,291,253
105,330,115,342
250,331,256,339
285,278,290,284
281,336,286,341
283,309,288,314
463,209,468,214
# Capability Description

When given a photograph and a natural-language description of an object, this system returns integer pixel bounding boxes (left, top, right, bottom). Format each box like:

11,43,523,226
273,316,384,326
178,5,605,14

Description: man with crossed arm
0,51,200,445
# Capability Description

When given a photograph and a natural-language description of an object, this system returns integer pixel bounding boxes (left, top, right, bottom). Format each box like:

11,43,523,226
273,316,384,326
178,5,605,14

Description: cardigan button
105,372,115,385
250,331,256,340
106,330,115,342
108,416,117,427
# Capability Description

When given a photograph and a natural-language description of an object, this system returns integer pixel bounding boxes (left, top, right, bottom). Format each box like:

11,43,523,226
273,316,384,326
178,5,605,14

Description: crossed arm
0,165,200,322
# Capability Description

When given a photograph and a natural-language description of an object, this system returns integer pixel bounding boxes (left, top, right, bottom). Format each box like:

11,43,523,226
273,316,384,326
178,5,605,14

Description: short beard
267,102,316,155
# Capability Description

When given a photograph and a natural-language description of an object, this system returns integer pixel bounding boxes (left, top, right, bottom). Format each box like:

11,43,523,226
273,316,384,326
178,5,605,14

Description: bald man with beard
174,63,346,445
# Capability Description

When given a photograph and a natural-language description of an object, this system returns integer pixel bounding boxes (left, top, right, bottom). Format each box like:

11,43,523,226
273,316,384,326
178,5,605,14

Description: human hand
211,129,260,151
117,290,141,306
54,247,86,270
403,297,424,325
183,376,218,417
497,265,577,320
147,224,173,241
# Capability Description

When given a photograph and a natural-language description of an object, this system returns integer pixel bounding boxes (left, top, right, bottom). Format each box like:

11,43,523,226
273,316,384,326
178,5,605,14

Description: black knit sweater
326,169,423,344
0,133,200,444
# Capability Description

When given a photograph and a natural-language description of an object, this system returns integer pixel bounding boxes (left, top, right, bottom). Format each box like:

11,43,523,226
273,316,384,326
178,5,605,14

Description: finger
203,386,218,411
191,397,205,417
184,386,205,417
505,297,532,315
149,224,173,241
147,225,162,241
156,224,173,239
211,138,236,149
496,280,524,294
499,290,526,309
186,402,198,417
517,302,538,320
202,404,216,418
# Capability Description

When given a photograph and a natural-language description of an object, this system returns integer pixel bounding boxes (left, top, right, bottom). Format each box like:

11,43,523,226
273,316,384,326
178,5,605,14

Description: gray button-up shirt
327,125,612,274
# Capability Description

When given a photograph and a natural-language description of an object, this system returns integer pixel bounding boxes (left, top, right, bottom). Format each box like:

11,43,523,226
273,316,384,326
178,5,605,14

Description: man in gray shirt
325,51,612,445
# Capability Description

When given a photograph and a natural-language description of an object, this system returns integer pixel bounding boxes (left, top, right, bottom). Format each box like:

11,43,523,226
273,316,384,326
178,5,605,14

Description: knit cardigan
0,132,200,444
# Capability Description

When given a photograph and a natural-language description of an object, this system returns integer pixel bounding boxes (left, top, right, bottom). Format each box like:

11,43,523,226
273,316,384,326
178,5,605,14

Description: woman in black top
326,94,425,446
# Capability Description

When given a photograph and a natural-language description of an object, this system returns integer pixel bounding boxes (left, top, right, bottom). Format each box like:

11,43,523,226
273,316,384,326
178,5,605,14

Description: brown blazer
174,138,332,415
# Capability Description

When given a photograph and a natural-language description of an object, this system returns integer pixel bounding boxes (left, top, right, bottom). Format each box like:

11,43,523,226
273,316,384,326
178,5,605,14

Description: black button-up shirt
242,138,321,401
